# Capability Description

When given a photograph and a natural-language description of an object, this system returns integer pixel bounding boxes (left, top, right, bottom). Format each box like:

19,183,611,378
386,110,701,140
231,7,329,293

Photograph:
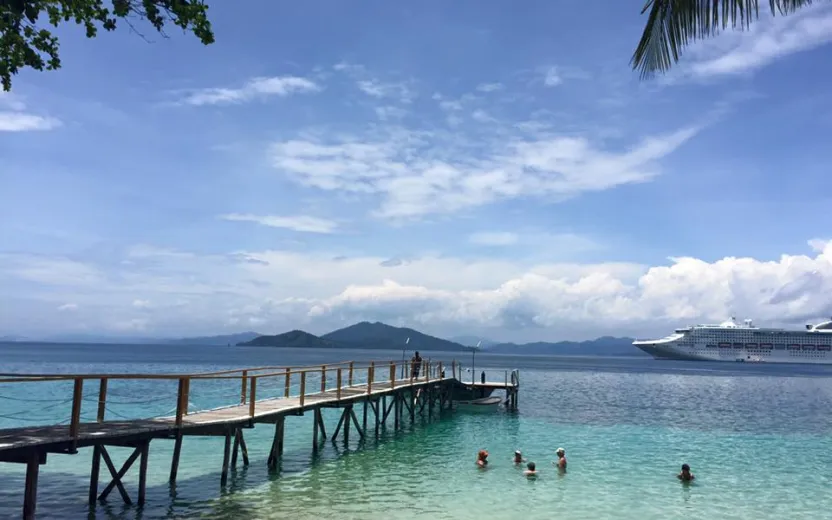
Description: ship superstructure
633,317,832,364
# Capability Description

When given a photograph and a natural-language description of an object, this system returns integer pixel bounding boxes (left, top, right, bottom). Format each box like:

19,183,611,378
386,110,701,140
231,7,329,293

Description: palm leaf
631,0,818,78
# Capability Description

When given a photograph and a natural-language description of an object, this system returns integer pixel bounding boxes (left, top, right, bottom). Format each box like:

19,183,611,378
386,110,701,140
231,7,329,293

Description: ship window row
704,343,831,351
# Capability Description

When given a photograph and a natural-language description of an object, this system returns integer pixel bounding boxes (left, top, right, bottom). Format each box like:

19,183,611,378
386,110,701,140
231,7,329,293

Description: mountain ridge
237,322,641,356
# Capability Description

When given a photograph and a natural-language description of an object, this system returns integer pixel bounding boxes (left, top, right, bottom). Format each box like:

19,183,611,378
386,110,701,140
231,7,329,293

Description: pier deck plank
0,377,515,455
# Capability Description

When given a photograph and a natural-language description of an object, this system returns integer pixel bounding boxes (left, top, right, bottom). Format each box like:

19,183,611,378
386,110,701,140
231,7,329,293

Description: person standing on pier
411,351,422,378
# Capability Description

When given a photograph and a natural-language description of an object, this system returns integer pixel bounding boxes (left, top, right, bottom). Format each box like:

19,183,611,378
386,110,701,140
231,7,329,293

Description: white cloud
3,240,831,342
133,299,152,309
356,79,415,103
0,112,61,132
476,83,504,92
682,3,832,79
57,303,78,311
179,76,321,106
0,93,60,132
220,213,339,233
471,109,496,123
469,232,519,246
542,67,562,87
268,123,701,219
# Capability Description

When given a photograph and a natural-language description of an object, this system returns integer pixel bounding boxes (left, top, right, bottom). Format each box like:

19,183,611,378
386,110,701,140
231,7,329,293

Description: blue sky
1,0,832,341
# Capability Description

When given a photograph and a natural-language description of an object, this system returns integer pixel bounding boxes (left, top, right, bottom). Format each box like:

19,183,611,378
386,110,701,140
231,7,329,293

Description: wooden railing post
175,377,187,426
96,377,108,422
452,360,457,379
336,368,342,400
439,362,444,380
284,368,291,398
424,360,429,380
240,370,248,404
348,362,354,386
367,362,374,394
69,377,83,443
249,377,257,417
300,372,306,406
321,365,327,393
183,377,190,416
389,362,396,389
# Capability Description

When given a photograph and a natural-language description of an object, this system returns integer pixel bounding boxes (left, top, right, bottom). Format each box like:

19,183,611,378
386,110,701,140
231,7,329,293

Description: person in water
524,462,538,477
678,464,695,482
553,447,567,471
477,449,489,468
513,450,526,464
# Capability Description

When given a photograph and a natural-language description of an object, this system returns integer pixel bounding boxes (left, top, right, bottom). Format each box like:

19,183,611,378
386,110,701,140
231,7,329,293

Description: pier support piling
169,432,183,483
268,417,285,469
220,431,231,487
23,453,40,520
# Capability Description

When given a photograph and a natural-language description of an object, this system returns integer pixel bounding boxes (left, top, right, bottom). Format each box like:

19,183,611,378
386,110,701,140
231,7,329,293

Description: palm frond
631,0,818,78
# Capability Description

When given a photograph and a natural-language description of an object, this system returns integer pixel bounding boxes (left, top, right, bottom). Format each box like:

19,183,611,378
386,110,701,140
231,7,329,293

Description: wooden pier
0,359,519,519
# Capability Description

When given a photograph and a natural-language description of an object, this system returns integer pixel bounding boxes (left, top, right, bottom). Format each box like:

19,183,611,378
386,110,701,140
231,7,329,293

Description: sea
1,342,832,519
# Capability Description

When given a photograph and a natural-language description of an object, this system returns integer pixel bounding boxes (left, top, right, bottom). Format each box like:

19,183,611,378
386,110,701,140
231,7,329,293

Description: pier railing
0,358,460,444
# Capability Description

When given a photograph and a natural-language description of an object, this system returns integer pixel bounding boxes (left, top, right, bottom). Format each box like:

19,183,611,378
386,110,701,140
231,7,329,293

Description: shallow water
1,343,831,519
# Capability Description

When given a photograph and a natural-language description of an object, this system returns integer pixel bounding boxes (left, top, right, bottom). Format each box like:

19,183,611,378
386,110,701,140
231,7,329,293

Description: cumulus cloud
1,240,831,341
179,76,321,106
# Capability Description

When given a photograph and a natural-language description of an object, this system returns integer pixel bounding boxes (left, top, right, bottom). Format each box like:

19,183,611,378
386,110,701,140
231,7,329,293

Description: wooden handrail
0,360,358,382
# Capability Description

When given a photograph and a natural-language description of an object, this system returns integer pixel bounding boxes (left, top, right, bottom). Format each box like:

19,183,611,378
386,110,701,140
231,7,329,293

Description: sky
1,0,832,342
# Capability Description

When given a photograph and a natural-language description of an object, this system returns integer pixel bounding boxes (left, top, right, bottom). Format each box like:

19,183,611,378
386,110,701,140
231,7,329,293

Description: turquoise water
2,343,832,519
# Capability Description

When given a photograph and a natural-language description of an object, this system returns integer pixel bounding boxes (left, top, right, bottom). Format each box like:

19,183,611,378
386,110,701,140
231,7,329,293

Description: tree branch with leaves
0,0,214,91
631,0,819,78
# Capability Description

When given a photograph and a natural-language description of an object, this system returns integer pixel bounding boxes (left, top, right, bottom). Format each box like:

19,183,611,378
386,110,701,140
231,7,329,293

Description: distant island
1,322,645,356
238,321,644,357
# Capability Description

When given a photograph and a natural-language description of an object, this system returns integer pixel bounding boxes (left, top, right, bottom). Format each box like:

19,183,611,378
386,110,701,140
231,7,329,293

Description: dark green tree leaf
0,0,214,91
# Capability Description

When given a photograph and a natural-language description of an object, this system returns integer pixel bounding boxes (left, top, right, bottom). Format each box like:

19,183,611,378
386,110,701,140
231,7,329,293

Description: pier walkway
0,359,518,519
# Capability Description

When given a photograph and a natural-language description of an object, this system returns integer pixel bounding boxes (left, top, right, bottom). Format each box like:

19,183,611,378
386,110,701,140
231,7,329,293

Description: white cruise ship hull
634,320,832,365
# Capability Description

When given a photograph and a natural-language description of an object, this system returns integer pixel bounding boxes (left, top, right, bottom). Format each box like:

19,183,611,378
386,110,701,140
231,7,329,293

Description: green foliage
0,0,214,91
632,0,817,78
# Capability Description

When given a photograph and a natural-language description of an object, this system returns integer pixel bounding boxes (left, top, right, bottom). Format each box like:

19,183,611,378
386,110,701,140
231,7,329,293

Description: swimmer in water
477,449,489,468
513,450,526,464
677,464,695,482
524,461,538,477
553,447,567,472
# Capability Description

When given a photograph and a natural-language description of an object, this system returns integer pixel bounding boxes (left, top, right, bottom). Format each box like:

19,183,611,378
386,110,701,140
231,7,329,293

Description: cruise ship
633,317,832,364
